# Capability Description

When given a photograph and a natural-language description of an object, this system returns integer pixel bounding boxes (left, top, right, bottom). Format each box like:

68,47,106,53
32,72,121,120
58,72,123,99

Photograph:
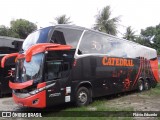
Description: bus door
44,51,72,105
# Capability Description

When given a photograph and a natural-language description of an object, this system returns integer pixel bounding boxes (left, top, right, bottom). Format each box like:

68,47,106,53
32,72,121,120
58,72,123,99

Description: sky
0,0,160,36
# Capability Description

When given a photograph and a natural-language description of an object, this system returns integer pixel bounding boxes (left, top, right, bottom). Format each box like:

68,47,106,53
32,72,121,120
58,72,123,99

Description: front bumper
12,90,46,108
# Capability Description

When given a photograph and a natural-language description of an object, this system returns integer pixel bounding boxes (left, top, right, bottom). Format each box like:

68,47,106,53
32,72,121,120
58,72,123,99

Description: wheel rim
145,82,149,90
78,91,87,103
139,82,143,91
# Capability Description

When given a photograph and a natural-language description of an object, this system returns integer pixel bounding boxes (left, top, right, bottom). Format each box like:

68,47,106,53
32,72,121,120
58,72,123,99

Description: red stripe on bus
1,53,19,68
25,43,72,62
9,80,33,89
132,57,142,87
37,82,46,89
150,58,159,82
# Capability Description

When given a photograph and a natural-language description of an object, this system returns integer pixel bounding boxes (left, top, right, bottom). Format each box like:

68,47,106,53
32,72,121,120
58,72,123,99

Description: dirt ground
106,92,160,111
0,97,19,111
0,89,160,120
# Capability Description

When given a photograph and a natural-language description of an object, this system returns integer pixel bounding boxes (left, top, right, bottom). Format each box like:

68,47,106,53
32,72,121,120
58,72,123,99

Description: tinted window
46,60,63,80
37,27,52,43
50,27,83,49
22,26,52,51
78,31,121,55
78,31,157,59
78,31,104,54
45,51,72,81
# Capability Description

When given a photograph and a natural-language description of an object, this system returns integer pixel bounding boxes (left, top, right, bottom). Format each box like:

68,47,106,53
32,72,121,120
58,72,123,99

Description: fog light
32,99,39,105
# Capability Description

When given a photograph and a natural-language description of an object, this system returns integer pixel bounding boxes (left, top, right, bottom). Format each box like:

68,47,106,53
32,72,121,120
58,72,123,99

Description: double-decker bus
0,36,23,97
1,25,159,108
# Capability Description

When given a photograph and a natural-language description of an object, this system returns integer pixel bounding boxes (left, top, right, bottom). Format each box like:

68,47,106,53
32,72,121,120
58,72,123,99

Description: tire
0,83,2,98
137,79,144,92
75,87,90,107
144,80,150,90
152,83,157,88
0,91,2,98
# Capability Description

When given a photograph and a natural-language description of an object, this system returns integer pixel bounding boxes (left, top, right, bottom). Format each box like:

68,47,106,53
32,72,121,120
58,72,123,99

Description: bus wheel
152,83,157,88
144,80,150,90
76,87,90,107
137,80,144,92
0,91,2,98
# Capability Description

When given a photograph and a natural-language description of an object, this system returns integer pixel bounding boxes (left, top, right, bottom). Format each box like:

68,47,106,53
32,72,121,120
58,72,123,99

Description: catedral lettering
102,57,134,66
0,25,159,108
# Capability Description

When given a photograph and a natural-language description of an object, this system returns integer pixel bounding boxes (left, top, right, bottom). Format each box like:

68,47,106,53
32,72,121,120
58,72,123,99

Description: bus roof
0,36,23,48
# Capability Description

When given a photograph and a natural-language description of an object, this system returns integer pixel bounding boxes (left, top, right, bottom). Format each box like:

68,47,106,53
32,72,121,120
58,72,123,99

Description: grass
159,64,160,69
40,100,133,120
33,84,160,120
35,97,134,120
141,83,160,96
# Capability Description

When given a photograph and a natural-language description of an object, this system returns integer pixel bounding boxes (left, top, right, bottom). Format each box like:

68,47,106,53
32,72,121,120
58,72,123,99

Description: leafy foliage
55,15,72,24
139,24,160,54
0,25,19,38
0,25,9,36
123,26,136,41
94,6,120,35
135,36,152,47
10,19,37,39
0,19,37,39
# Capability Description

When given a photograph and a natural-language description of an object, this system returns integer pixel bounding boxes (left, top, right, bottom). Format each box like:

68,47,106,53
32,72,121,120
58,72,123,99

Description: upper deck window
22,26,52,51
78,31,104,54
78,31,129,57
50,27,83,49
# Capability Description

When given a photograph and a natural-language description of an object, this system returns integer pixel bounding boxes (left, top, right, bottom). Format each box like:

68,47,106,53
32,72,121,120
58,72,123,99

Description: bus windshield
22,26,52,51
16,53,44,83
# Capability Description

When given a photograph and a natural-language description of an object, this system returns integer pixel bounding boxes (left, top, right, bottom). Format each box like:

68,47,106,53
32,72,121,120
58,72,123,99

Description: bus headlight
29,89,39,95
29,87,46,95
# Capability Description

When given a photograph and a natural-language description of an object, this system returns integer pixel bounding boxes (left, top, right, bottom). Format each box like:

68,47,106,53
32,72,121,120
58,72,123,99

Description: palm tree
94,6,120,35
55,15,72,24
123,26,136,41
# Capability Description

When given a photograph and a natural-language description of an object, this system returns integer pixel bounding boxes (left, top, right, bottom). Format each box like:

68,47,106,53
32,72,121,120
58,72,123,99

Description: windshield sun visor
25,43,72,62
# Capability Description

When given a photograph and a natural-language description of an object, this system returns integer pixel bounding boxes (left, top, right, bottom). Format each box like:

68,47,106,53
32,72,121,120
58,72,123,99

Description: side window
128,44,136,58
102,37,117,56
103,36,132,58
46,61,62,80
45,60,70,81
78,31,104,54
45,52,70,81
116,42,128,57
130,44,138,58
101,36,124,57
50,28,83,49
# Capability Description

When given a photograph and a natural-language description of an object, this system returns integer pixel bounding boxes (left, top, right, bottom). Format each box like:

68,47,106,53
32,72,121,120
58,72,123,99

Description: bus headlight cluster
29,87,46,95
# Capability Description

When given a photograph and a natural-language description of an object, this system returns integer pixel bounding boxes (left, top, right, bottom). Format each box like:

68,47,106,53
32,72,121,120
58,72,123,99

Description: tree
55,15,72,24
10,19,37,39
135,36,152,47
94,6,120,35
123,26,136,41
138,24,160,54
0,25,9,36
0,25,20,38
